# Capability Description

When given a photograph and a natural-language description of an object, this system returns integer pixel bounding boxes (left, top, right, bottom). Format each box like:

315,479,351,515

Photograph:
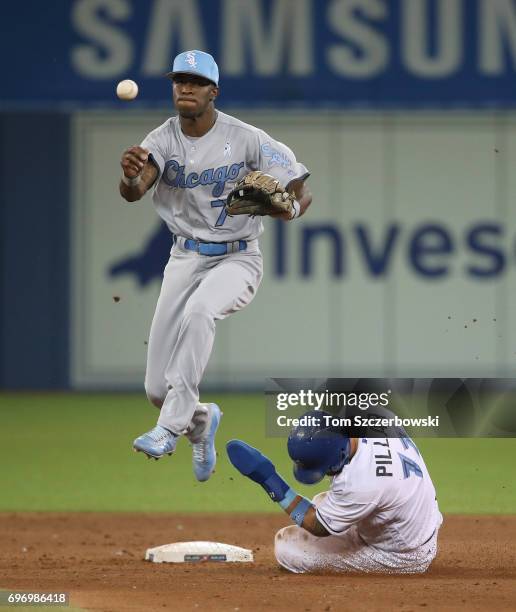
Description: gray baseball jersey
141,111,309,242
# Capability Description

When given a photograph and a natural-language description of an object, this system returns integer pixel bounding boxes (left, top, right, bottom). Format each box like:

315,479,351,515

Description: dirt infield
1,513,515,612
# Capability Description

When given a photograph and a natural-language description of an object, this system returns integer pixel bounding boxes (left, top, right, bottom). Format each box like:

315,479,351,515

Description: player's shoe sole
133,425,178,459
133,448,174,460
192,404,222,482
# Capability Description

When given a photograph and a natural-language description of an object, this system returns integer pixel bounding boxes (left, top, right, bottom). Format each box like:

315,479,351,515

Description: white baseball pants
274,493,440,574
144,239,263,436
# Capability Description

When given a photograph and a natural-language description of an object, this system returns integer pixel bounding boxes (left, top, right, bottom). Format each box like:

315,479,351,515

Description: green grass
0,393,514,513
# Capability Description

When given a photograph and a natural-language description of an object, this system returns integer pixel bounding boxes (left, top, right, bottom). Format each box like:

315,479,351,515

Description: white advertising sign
71,112,516,389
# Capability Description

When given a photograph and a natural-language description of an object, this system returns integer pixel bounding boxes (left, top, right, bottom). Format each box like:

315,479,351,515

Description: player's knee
274,526,305,572
274,527,289,564
274,527,296,558
276,525,298,540
144,384,165,408
146,393,164,409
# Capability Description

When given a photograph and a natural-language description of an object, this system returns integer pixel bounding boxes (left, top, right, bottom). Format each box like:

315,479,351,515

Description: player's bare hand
121,146,149,178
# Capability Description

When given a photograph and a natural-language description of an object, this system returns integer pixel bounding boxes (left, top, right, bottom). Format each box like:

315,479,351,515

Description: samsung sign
3,0,516,107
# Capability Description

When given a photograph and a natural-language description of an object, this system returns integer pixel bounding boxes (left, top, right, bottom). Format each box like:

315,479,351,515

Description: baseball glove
225,171,295,217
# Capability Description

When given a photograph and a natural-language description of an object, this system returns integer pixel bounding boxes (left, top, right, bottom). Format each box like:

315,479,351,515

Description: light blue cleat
133,425,178,459
192,404,222,481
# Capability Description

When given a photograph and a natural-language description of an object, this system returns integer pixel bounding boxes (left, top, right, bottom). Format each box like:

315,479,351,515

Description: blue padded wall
0,113,70,388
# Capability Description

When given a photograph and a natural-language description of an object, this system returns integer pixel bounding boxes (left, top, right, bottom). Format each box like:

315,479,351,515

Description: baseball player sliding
119,50,311,482
227,410,443,573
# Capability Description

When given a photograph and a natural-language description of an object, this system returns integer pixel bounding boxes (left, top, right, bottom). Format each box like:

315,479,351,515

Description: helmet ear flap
327,436,350,474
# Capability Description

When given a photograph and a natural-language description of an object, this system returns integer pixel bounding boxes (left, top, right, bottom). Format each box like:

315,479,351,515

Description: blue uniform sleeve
251,129,310,189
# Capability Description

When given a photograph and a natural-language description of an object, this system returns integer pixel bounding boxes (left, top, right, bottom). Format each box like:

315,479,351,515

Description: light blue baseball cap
166,50,219,86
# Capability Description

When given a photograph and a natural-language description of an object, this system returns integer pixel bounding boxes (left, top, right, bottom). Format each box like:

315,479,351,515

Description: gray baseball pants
144,238,263,436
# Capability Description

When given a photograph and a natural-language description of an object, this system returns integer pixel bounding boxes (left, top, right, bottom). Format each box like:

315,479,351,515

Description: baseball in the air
116,79,139,101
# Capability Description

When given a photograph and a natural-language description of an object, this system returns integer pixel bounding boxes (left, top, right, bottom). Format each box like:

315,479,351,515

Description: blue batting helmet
287,410,350,484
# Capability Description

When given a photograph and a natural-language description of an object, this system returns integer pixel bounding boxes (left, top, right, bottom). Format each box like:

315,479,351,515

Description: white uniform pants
274,493,440,574
144,240,263,436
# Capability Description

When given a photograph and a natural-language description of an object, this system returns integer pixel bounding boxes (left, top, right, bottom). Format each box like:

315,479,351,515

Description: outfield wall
0,113,70,389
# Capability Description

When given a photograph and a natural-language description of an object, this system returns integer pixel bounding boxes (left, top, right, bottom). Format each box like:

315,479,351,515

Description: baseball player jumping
119,50,311,482
227,410,443,573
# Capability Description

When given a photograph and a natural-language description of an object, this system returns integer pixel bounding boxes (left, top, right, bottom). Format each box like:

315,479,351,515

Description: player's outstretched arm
119,145,158,202
288,178,312,218
226,440,329,537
